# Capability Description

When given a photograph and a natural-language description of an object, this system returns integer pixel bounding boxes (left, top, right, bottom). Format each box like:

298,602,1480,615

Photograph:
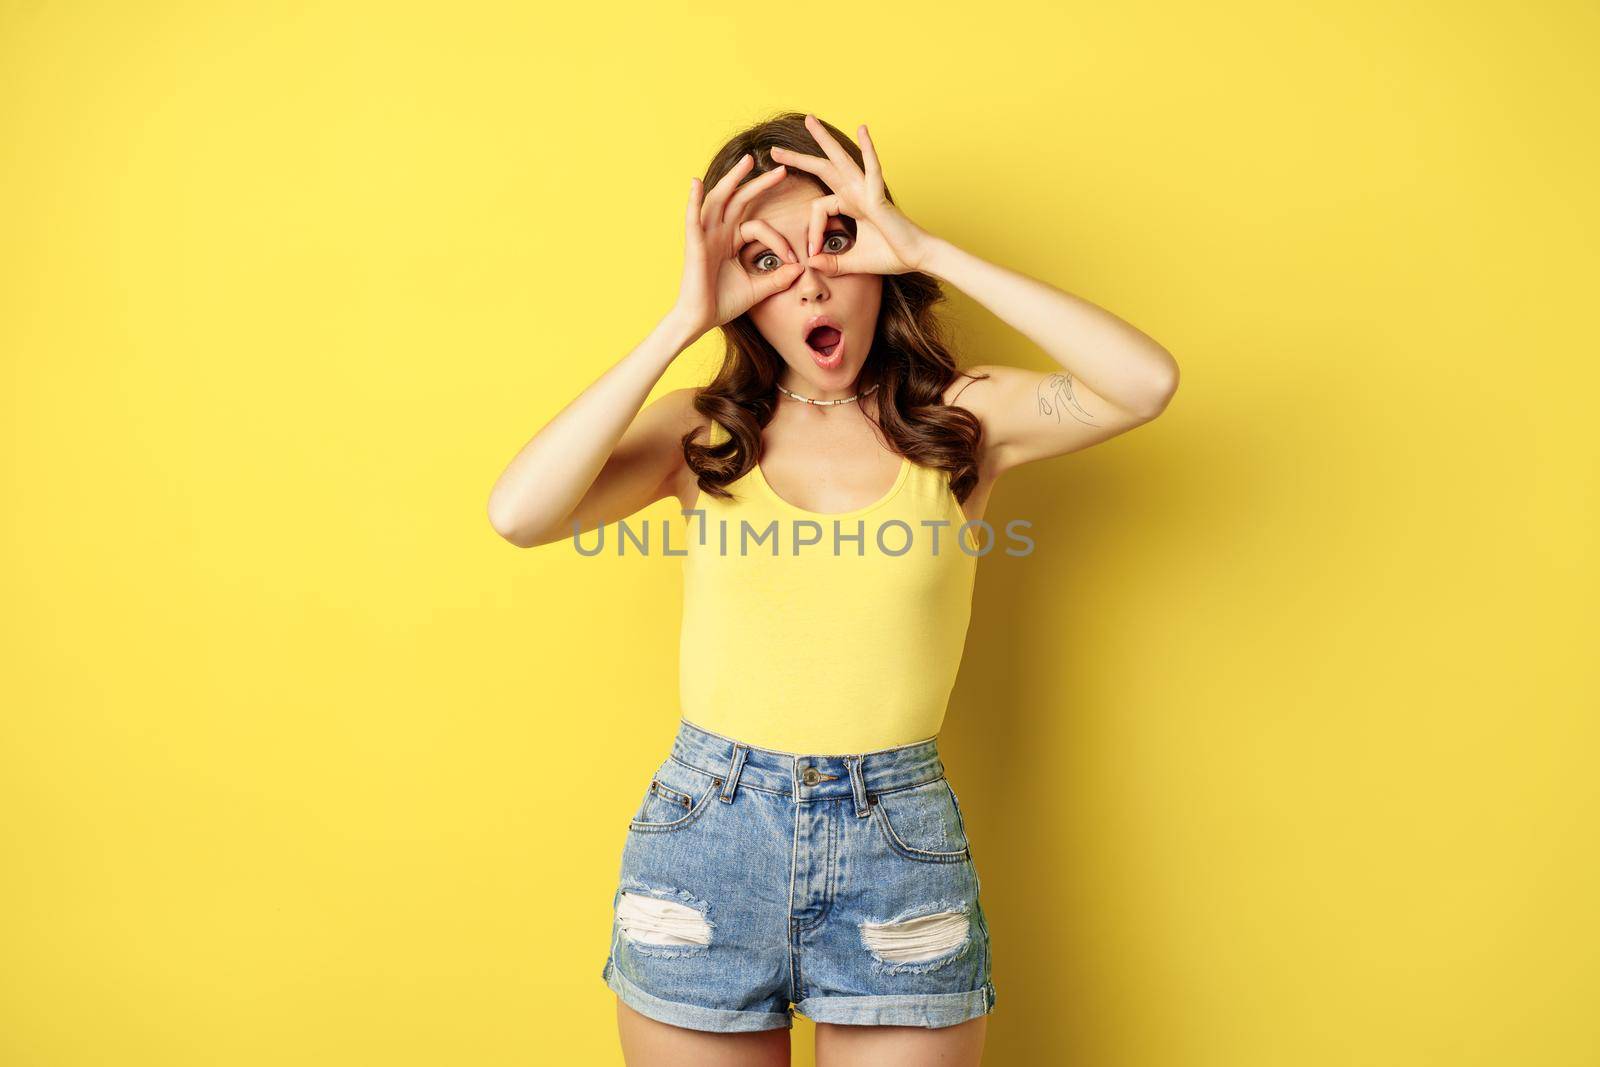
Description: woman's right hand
667,154,806,343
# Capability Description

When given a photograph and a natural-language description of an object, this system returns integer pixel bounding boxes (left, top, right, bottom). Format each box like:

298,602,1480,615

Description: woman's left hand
770,115,936,278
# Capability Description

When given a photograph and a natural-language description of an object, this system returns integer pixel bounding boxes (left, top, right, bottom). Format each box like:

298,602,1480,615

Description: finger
754,261,805,300
803,113,862,180
721,163,789,227
767,144,830,183
699,152,752,229
804,251,842,277
739,219,798,265
685,178,705,253
700,152,754,229
857,124,883,194
807,193,843,258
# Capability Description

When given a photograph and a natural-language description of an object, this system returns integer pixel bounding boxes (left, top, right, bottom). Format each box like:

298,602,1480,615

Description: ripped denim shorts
600,716,997,1031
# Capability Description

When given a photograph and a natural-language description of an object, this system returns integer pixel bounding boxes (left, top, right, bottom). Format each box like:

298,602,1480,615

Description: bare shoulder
657,386,713,509
941,362,1164,473
941,365,1004,413
660,385,710,433
939,365,1010,481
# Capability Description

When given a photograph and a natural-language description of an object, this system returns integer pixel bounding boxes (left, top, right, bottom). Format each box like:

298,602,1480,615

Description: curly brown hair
682,110,989,505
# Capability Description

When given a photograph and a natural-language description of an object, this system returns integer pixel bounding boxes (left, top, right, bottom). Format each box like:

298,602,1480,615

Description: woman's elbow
1136,357,1179,420
487,495,539,548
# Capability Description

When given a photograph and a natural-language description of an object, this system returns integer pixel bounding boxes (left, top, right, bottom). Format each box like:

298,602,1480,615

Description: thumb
804,252,842,276
756,262,805,299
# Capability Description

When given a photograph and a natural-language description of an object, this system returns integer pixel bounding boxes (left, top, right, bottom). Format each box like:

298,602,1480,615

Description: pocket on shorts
627,755,723,834
871,775,972,863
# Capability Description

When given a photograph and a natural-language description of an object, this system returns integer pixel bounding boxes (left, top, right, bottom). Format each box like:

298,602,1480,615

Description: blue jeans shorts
600,716,997,1031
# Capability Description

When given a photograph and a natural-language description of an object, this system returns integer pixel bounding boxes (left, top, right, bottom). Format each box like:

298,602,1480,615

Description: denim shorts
600,716,997,1031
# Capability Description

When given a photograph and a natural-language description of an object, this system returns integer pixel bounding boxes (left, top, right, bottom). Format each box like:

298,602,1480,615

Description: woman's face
738,175,883,398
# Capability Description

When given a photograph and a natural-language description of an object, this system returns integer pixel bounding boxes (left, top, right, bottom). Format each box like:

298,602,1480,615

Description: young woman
488,112,1178,1066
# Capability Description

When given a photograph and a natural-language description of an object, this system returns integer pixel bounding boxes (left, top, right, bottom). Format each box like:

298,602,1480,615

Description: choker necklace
776,382,880,407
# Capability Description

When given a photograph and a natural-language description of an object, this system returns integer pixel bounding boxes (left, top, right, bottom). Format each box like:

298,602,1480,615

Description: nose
798,262,829,303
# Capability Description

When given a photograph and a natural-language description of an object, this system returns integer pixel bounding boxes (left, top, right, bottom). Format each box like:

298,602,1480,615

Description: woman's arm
766,116,1177,474
920,236,1180,474
486,313,700,549
488,160,808,549
921,238,1184,470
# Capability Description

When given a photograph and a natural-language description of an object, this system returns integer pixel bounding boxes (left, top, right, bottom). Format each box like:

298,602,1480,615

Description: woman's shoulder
665,386,733,447
650,388,721,512
941,366,998,411
653,386,718,441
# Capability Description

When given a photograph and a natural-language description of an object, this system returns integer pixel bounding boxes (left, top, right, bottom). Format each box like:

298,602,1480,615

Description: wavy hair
682,111,988,504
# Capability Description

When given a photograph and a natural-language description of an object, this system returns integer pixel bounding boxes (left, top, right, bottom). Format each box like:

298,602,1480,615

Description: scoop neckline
750,455,912,519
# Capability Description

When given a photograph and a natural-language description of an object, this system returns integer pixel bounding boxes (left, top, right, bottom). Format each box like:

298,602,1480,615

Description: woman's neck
776,372,872,405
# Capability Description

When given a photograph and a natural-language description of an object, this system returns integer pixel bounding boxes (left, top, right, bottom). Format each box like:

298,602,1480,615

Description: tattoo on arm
1037,372,1097,425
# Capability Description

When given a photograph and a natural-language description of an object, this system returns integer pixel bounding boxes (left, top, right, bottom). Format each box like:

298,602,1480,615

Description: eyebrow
737,220,847,257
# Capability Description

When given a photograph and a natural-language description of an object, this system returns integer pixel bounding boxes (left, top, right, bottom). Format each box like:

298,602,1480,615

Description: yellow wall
3,2,1594,1063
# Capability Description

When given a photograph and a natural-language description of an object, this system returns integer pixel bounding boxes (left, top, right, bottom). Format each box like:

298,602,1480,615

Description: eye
752,250,783,273
822,229,852,253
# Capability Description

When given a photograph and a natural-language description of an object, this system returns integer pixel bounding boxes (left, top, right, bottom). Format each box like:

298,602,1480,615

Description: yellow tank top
677,418,981,755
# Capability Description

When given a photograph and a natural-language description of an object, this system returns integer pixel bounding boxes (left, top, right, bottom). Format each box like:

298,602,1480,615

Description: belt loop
720,743,747,803
847,754,871,817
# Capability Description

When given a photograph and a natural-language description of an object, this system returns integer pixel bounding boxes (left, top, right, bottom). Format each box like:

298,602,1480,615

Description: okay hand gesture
770,115,937,278
669,154,806,341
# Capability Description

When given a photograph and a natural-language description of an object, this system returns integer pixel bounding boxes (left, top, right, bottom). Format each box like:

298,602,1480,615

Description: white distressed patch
616,890,712,946
861,908,970,962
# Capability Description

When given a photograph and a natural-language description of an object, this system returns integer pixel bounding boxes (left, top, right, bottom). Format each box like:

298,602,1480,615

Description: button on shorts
600,716,997,1031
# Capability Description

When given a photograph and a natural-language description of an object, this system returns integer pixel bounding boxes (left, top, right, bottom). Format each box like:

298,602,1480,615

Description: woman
488,111,1178,1066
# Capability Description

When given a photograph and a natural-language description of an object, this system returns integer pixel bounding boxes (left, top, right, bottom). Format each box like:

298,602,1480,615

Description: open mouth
805,325,843,358
802,315,846,370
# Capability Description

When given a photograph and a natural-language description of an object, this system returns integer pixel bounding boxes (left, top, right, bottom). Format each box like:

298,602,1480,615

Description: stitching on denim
627,774,722,833
795,799,842,934
679,717,939,758
649,780,693,808
670,752,947,799
871,792,971,863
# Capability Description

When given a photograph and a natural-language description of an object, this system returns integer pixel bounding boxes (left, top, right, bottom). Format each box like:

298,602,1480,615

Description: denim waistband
671,716,946,811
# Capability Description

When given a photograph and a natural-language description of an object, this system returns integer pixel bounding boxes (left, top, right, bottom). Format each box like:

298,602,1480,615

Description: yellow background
3,1,1595,1063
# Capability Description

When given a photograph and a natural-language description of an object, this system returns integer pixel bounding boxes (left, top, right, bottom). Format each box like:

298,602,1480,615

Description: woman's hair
683,110,989,504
